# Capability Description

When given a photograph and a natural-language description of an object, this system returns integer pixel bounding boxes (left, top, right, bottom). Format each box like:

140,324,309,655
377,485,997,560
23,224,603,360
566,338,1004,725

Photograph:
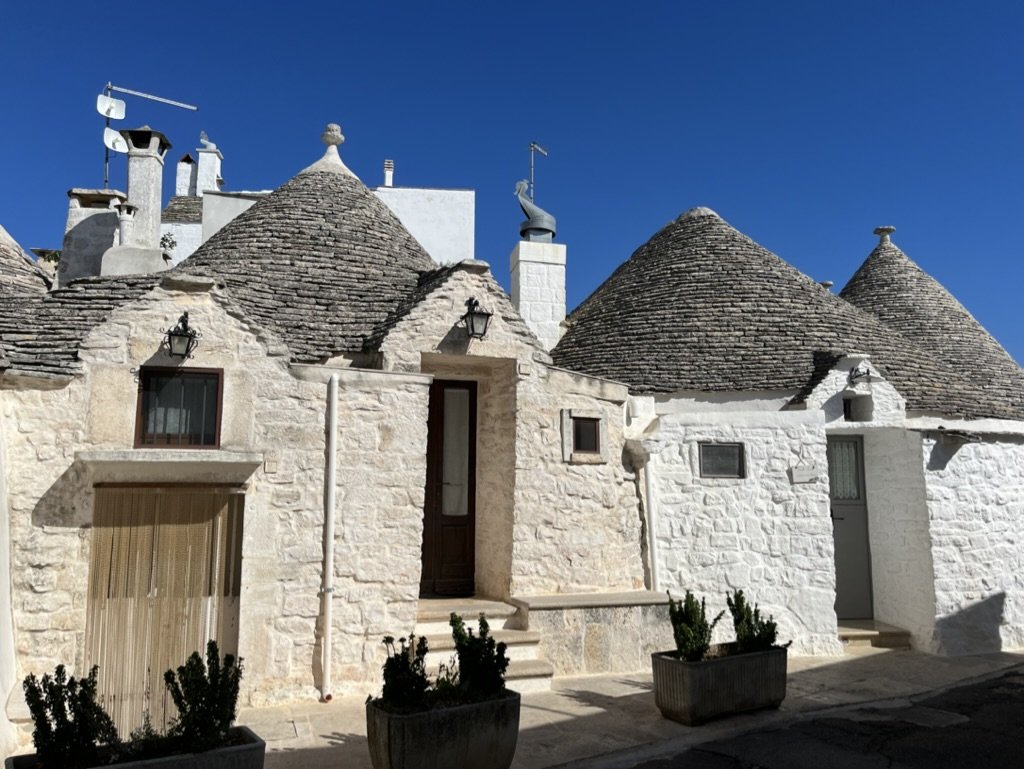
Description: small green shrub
448,613,509,702
22,664,119,768
379,635,431,710
163,640,243,752
726,589,790,653
667,590,723,662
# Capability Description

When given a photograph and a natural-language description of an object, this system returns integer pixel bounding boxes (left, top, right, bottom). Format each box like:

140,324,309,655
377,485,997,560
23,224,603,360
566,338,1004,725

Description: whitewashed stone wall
922,434,1024,654
0,406,18,754
644,409,843,655
512,368,643,594
2,280,432,737
804,356,906,427
160,221,202,265
861,429,937,649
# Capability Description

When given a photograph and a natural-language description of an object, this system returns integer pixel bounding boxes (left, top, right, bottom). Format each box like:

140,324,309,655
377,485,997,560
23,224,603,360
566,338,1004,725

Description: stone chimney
383,159,394,187
56,188,126,287
120,126,171,249
175,153,197,196
196,132,223,195
509,181,566,350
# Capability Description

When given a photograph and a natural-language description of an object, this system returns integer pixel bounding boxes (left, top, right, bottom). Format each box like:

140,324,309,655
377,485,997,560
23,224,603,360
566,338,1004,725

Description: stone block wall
512,368,644,594
861,428,937,650
922,434,1024,654
644,409,843,655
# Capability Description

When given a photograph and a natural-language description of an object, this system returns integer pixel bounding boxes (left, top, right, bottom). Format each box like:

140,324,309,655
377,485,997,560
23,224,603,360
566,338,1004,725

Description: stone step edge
419,629,542,651
416,602,519,624
425,658,554,681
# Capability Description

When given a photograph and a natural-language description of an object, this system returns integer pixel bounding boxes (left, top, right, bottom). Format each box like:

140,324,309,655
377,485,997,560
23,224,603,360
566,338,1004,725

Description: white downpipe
321,373,339,702
644,457,660,593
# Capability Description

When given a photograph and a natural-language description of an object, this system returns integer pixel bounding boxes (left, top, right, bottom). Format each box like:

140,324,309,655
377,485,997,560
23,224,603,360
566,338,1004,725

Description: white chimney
510,240,566,351
196,133,223,196
116,203,136,245
175,153,197,196
383,159,394,187
119,126,171,249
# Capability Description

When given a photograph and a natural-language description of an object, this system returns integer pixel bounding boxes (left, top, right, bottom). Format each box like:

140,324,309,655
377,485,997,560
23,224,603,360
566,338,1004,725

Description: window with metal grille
135,368,222,447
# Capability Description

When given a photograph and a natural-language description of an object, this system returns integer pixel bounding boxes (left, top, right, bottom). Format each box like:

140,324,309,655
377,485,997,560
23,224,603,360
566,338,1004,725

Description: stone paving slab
236,649,1024,769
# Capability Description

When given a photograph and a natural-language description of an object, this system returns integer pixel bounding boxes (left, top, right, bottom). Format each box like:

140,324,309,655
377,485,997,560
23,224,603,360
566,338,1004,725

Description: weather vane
528,141,547,201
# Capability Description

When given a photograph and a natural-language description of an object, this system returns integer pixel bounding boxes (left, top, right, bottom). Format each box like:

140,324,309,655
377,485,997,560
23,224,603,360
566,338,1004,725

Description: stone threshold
509,590,668,611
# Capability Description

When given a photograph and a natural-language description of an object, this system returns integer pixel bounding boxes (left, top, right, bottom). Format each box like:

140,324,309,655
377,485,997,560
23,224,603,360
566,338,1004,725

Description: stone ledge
509,590,668,611
76,449,264,484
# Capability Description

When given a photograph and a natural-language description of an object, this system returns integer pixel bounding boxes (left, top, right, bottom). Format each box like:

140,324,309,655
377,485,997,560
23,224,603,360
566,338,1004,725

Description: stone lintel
76,449,263,485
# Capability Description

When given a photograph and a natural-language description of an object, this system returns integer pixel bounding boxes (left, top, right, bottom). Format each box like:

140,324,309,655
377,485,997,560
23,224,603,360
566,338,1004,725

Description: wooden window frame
134,367,224,449
698,442,746,479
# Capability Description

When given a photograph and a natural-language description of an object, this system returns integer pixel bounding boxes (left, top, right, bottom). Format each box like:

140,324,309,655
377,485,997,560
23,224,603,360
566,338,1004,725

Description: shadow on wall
934,592,1005,656
436,323,471,356
926,437,965,471
31,461,93,528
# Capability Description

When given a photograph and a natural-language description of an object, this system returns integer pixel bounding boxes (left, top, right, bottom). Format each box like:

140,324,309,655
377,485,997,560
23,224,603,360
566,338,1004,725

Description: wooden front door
85,486,244,736
421,380,477,596
827,437,874,619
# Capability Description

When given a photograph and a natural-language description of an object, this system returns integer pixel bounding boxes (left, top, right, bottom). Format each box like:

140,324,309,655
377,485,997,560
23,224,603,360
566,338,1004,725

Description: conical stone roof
841,229,1024,419
552,207,988,417
0,224,48,295
176,125,435,362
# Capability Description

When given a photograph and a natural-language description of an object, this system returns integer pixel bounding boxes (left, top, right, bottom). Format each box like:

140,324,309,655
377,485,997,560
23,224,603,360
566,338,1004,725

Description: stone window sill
569,452,606,465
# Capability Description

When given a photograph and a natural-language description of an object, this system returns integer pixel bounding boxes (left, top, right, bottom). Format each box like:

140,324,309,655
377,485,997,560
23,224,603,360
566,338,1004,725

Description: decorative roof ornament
873,225,896,245
301,123,357,178
515,179,556,242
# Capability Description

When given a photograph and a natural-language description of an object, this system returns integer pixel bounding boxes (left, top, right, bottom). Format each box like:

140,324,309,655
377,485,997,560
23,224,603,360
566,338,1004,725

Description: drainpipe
321,373,339,702
644,458,660,592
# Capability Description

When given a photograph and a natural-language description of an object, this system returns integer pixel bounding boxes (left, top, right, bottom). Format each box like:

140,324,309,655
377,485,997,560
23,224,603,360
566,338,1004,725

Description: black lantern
461,297,492,339
165,311,200,358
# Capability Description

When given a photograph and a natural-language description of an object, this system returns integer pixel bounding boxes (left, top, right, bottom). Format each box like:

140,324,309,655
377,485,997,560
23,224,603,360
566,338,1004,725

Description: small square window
136,368,222,448
699,442,745,479
572,417,600,454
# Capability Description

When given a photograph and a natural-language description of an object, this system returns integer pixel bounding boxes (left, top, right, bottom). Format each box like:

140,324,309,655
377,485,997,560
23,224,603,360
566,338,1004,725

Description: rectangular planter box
366,690,520,769
652,644,787,726
5,725,265,769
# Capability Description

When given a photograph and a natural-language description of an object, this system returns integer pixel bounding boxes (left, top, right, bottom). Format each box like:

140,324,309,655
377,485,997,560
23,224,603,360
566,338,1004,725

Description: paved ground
622,669,1024,769
237,648,1024,769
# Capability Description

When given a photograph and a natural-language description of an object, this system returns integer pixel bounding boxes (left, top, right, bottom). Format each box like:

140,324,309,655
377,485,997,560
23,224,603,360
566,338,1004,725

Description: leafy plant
667,590,723,662
448,613,509,702
726,589,790,653
379,634,431,710
163,640,243,752
22,664,120,768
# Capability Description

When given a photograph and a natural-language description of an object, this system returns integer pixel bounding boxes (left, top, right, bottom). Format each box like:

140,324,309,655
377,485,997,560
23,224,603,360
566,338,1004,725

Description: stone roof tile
0,225,50,295
552,207,999,419
162,195,203,224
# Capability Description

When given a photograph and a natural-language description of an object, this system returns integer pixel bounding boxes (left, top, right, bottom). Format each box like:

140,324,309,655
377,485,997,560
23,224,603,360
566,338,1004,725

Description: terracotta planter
4,725,265,769
652,644,787,725
366,690,521,769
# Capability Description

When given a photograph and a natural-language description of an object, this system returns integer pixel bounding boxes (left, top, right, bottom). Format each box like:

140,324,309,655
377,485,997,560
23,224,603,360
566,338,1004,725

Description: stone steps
838,620,912,650
415,597,551,692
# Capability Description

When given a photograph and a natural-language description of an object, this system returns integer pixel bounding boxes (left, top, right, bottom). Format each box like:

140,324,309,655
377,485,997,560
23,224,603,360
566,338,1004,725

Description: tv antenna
97,82,198,187
528,141,547,201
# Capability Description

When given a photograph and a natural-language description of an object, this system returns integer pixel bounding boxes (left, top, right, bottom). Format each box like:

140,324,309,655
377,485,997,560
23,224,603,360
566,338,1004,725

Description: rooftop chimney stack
383,159,394,187
196,132,223,196
175,153,197,197
510,180,566,350
120,126,171,249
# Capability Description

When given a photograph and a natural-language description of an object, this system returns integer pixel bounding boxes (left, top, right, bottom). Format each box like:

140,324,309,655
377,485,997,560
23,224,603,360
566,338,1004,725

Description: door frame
420,379,478,597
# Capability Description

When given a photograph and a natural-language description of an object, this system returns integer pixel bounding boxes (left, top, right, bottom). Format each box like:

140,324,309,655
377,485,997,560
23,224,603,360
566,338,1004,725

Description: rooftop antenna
528,141,547,201
98,82,199,187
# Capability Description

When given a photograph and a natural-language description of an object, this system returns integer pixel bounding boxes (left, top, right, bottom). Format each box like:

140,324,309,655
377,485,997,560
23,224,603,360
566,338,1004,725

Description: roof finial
874,225,896,245
322,123,345,147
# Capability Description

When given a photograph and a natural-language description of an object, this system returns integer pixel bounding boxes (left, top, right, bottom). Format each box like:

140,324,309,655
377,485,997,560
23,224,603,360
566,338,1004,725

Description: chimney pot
383,159,395,187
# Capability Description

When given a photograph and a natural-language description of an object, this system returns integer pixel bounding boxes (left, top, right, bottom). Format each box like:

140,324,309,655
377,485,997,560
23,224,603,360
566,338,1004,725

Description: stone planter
4,725,265,769
652,644,787,726
366,690,521,769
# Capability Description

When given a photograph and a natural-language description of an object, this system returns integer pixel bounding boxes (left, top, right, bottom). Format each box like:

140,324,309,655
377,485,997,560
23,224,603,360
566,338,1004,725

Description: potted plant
7,641,264,769
651,589,789,726
366,612,521,769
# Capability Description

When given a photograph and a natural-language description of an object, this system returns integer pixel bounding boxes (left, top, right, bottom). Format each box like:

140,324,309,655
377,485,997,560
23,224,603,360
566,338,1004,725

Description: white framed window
699,442,745,479
561,409,607,464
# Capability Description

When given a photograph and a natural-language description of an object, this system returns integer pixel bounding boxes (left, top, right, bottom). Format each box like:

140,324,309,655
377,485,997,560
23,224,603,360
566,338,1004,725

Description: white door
827,437,874,619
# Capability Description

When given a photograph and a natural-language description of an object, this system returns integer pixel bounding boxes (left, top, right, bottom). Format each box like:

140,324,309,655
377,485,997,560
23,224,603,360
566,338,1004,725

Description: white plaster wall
804,357,905,427
201,193,265,243
861,429,937,650
58,204,119,287
512,367,643,594
645,410,843,655
373,187,475,265
160,222,202,265
922,435,1024,654
0,403,18,754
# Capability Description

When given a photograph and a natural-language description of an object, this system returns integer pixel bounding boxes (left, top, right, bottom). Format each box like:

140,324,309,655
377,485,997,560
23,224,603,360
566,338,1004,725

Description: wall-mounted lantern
461,297,493,339
847,363,872,386
165,311,200,358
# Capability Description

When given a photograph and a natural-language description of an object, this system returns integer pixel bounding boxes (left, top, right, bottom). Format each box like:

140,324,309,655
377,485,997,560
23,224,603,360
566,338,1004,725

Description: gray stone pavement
238,648,1024,769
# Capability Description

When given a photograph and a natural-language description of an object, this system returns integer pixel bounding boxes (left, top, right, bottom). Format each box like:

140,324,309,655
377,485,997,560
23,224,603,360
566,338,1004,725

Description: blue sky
3,2,1023,362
